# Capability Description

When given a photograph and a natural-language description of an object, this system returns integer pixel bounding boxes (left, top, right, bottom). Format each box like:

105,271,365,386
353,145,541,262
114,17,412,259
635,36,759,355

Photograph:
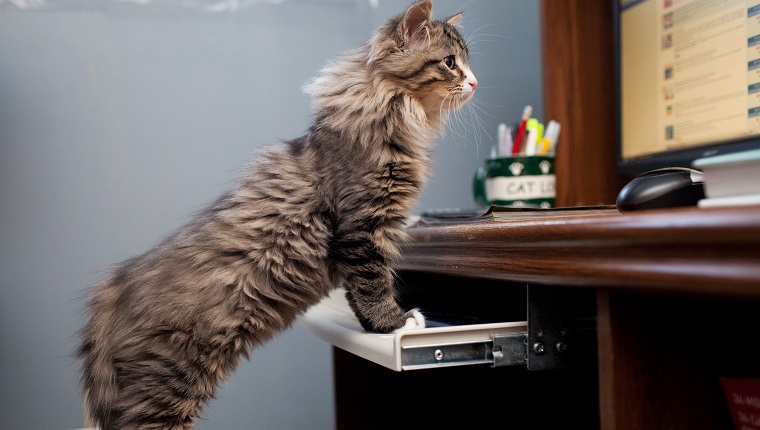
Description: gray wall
0,1,542,428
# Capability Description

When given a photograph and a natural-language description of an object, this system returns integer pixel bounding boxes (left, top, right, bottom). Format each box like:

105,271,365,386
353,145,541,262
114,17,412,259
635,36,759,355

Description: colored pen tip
522,105,532,119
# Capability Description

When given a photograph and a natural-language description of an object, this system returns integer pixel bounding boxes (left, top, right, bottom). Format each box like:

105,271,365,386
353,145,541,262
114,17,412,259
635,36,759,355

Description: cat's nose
469,77,478,90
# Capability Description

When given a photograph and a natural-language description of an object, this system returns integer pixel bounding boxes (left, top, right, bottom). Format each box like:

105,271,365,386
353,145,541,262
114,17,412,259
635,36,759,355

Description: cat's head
370,0,477,118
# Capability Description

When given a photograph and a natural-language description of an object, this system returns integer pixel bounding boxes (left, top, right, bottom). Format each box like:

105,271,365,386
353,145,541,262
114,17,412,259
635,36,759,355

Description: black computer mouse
616,167,705,212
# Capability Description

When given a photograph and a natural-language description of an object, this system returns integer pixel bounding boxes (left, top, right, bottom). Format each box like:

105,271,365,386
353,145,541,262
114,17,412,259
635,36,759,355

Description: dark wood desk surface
380,205,760,430
398,205,760,298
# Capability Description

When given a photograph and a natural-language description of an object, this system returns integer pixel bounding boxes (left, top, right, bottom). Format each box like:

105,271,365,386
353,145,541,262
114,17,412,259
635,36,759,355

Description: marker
544,120,561,155
525,118,540,155
512,105,532,155
538,120,555,155
538,136,552,155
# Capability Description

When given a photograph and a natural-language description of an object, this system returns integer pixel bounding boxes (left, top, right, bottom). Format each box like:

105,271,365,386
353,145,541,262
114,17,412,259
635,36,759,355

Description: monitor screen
615,0,760,176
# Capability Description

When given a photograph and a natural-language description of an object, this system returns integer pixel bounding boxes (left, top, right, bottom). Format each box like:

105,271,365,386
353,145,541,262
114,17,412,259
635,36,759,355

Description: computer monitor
615,0,760,176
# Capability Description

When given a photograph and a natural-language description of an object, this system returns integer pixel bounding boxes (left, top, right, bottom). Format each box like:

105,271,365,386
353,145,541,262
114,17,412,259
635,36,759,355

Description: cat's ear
400,0,433,48
447,13,462,26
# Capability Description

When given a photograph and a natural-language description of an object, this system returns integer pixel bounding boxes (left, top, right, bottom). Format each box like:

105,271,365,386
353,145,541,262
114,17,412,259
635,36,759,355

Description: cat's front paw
393,308,426,332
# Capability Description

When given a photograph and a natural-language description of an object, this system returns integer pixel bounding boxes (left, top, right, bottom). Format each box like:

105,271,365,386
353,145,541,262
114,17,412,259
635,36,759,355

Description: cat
77,0,477,428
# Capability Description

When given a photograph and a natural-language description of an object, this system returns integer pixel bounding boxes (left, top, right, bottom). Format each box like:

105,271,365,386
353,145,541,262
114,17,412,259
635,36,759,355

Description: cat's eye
443,55,457,70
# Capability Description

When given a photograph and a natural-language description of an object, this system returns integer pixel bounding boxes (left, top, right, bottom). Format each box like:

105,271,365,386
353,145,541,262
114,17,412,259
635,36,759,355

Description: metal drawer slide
401,332,527,370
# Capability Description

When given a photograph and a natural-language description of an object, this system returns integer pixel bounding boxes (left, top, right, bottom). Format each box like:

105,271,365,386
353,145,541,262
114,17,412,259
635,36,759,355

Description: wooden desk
333,206,760,430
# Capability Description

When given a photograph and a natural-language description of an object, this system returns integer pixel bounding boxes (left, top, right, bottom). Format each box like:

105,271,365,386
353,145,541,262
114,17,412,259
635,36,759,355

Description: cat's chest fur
308,124,432,217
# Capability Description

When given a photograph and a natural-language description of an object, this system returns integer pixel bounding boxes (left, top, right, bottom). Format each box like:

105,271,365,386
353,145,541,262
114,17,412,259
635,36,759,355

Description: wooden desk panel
399,206,760,298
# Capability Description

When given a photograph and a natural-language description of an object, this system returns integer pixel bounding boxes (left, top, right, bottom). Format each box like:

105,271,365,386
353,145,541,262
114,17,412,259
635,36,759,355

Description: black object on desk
616,167,705,212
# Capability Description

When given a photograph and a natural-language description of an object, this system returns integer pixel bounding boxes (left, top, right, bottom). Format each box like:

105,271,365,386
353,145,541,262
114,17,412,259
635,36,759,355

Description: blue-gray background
0,0,542,428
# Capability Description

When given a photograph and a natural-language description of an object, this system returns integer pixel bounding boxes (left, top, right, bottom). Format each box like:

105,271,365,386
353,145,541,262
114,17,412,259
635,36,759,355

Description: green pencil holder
473,155,556,208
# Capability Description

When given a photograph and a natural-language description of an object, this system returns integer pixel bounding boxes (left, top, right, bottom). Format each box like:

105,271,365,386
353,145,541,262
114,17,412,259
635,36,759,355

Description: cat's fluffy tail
80,344,119,429
79,282,120,430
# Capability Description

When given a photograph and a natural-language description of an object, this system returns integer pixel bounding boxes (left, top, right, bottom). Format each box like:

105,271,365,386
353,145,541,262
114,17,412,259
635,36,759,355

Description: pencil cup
473,155,556,208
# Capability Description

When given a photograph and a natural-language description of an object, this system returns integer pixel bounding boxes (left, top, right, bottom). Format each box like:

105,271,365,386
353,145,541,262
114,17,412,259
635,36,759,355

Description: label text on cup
485,175,556,200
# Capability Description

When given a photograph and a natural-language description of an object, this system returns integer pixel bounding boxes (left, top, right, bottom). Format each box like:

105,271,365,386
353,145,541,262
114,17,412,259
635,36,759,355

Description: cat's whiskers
462,21,512,51
439,86,479,147
448,104,470,144
468,95,501,121
462,21,512,76
467,98,491,145
437,93,456,133
438,84,492,152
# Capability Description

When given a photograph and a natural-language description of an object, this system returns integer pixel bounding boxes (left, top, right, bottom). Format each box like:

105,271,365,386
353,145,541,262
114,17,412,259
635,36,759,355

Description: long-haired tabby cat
78,0,477,428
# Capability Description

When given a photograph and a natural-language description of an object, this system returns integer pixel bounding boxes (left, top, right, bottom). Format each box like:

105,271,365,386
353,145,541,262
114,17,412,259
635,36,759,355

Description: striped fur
78,1,476,428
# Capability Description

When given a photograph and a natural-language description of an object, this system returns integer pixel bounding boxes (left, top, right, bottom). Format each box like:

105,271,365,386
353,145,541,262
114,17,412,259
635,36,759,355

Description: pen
525,126,538,155
512,105,532,155
504,125,514,156
498,123,507,156
497,124,514,156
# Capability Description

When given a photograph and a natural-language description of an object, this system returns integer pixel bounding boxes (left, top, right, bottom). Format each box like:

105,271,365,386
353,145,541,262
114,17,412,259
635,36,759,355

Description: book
697,193,760,208
411,205,617,226
720,376,760,430
692,148,760,206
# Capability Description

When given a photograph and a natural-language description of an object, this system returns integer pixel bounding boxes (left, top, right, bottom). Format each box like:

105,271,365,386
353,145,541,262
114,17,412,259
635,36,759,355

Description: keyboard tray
299,288,527,371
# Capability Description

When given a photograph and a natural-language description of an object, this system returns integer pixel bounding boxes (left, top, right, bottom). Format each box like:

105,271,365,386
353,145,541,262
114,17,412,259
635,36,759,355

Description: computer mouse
616,167,705,212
